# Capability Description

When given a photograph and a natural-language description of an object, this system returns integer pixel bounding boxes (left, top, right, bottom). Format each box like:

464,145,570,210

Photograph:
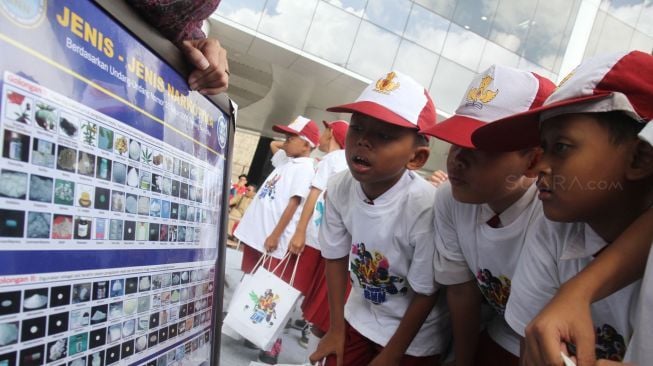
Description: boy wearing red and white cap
472,51,653,363
420,65,555,366
309,71,450,366
286,120,349,350
235,115,318,278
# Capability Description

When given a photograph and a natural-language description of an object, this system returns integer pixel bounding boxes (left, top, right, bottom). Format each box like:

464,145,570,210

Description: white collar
479,183,538,227
560,223,608,260
355,170,414,206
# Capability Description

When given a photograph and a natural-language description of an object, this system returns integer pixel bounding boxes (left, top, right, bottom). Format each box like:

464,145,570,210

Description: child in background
233,115,318,364
286,120,350,351
472,50,653,363
421,65,555,365
310,71,450,366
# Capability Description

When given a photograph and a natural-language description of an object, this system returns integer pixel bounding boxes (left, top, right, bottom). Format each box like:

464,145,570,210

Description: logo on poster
0,0,46,28
218,114,227,149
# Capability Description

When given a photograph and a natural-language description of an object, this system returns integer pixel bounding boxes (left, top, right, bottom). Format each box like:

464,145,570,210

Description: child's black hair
595,111,645,145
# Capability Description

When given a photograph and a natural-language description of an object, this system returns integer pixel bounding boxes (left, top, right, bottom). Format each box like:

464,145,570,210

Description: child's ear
523,148,543,179
627,140,653,180
406,146,430,171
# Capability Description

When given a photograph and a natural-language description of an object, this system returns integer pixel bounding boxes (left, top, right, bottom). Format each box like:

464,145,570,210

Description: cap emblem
466,75,498,109
374,72,400,94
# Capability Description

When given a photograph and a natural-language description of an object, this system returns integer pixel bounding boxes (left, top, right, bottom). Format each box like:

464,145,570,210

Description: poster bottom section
0,262,216,366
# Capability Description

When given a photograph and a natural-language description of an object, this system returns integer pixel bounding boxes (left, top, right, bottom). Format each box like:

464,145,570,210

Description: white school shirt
506,219,641,361
305,150,348,249
624,240,653,364
319,170,450,357
433,182,541,356
234,150,315,258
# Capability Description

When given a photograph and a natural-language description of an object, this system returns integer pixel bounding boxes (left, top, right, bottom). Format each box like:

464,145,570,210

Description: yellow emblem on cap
374,72,400,94
466,75,498,109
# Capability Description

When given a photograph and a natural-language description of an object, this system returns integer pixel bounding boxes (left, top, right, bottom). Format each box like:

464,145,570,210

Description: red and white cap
272,116,320,147
323,120,349,148
327,71,436,133
472,51,653,151
421,64,555,149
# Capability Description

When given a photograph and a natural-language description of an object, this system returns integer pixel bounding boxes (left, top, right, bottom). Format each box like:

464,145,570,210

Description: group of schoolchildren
231,50,653,366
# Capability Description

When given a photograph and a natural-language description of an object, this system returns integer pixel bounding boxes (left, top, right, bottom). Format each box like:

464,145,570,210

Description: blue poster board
0,1,230,365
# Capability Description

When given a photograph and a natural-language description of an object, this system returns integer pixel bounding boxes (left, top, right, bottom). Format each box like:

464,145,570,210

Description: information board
0,1,231,365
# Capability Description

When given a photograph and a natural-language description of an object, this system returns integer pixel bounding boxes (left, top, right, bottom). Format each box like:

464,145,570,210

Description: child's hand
309,329,345,366
596,360,632,366
263,234,280,252
288,231,306,255
524,289,596,366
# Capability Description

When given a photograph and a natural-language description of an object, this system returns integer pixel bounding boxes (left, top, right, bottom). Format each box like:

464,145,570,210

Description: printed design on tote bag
245,289,279,327
595,324,626,361
476,268,511,315
258,174,281,200
350,243,407,305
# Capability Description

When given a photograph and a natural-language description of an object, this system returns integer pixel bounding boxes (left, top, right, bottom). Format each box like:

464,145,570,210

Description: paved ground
219,246,311,365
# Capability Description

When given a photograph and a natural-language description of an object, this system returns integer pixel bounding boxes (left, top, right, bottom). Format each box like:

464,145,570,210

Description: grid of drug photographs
0,86,222,246
0,266,215,366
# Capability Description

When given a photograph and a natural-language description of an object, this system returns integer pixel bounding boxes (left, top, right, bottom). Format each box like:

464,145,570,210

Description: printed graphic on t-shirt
476,268,511,315
595,324,626,361
258,174,281,200
350,243,407,305
246,289,279,327
313,200,324,227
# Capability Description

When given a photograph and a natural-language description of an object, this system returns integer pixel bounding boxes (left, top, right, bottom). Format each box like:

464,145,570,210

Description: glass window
347,21,401,79
518,58,556,81
393,40,439,88
451,0,499,38
630,30,653,53
403,4,450,54
304,2,361,66
593,14,636,55
257,0,319,49
441,23,486,71
600,0,644,25
636,1,653,36
215,0,266,30
522,0,577,71
323,0,368,17
363,0,412,35
429,58,476,114
488,0,538,53
477,41,520,72
413,0,456,18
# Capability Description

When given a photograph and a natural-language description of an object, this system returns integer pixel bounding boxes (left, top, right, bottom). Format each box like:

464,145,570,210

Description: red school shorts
474,329,519,366
301,256,352,333
324,321,441,366
240,243,321,296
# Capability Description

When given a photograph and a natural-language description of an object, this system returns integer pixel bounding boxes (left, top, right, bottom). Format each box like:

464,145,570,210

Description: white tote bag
223,253,302,350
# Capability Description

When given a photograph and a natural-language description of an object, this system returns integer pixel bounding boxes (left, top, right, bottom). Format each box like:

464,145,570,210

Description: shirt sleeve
319,179,352,259
311,158,331,191
432,183,475,285
505,218,561,336
287,163,314,199
406,184,439,295
271,150,289,168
